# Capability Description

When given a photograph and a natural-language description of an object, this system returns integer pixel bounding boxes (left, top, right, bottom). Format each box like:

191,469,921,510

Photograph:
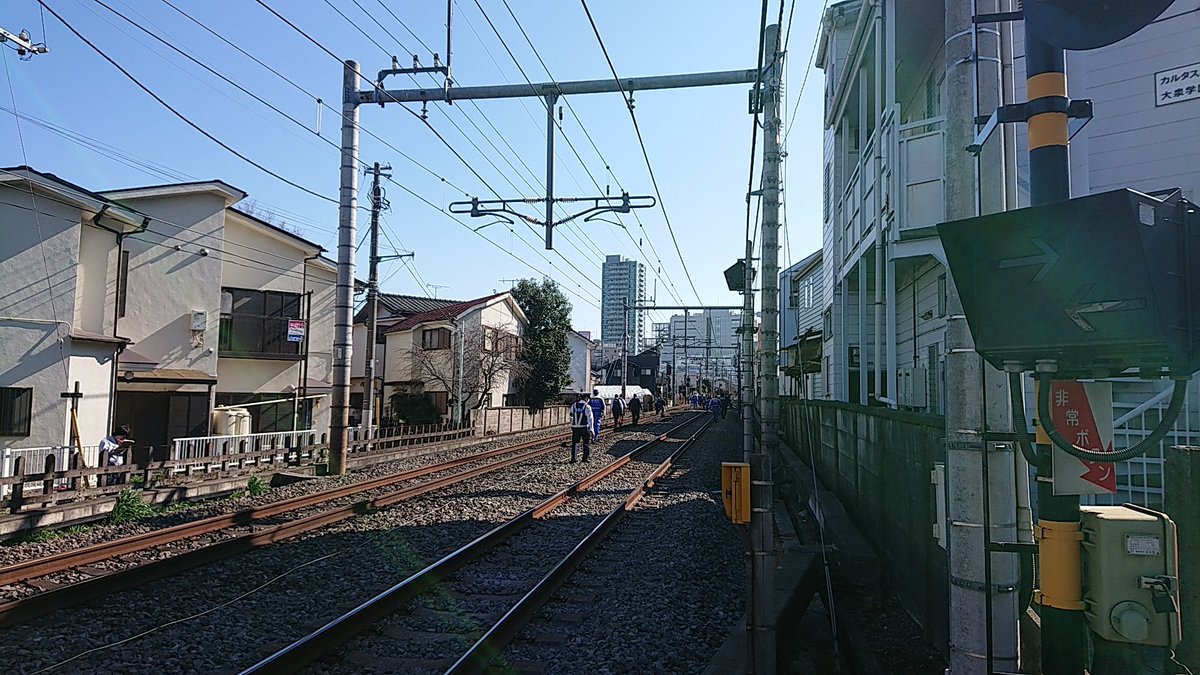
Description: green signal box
937,188,1200,378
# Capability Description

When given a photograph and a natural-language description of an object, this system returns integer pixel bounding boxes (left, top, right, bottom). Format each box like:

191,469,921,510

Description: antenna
426,283,449,299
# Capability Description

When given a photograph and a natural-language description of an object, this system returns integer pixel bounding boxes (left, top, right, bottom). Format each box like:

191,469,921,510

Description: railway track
0,417,680,629
241,413,712,674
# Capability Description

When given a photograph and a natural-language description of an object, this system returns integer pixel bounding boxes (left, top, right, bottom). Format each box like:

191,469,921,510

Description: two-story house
1,167,149,453
1,167,340,459
382,292,527,421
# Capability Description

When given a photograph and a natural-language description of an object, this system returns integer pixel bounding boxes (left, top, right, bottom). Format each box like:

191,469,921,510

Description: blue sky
2,0,826,334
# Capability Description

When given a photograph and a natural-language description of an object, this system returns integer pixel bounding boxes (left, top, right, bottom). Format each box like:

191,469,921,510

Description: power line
36,0,337,205
254,0,607,294
579,0,702,304
495,0,684,302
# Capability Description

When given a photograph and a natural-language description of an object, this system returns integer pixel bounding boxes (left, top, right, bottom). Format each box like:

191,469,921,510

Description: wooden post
10,457,25,513
42,455,56,498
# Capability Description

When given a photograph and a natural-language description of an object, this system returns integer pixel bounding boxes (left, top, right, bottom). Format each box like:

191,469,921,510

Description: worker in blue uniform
708,395,721,422
588,389,606,440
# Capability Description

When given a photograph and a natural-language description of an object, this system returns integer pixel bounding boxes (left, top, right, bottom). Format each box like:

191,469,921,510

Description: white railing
0,444,102,496
170,429,322,460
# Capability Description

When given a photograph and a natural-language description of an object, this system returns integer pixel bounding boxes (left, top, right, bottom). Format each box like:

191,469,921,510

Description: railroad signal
937,187,1200,379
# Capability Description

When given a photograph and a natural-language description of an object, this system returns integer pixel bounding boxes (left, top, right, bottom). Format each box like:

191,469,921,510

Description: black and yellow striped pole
1024,21,1086,675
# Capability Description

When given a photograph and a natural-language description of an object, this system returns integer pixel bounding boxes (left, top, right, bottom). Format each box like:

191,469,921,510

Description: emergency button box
721,462,751,525
1081,505,1180,648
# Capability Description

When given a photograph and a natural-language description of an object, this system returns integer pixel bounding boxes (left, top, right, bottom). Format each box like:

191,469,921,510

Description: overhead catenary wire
252,0,608,296
478,0,687,307
579,0,703,305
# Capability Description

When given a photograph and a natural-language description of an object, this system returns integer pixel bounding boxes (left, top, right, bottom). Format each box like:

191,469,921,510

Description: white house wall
1,191,85,448
117,193,226,376
68,346,116,446
75,224,118,336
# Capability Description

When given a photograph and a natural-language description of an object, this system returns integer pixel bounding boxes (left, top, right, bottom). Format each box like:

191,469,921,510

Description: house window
641,369,652,376
937,274,948,317
427,391,449,414
823,308,833,338
421,327,451,350
0,387,33,437
219,288,302,359
789,275,801,309
117,250,130,319
483,327,499,353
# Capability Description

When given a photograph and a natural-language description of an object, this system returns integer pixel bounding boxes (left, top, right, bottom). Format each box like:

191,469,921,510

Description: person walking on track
569,393,593,463
612,394,625,430
654,395,665,416
627,394,642,426
708,395,721,423
588,389,605,440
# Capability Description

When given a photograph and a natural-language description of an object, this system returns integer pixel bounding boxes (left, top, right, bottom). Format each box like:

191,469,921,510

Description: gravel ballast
0,415,701,675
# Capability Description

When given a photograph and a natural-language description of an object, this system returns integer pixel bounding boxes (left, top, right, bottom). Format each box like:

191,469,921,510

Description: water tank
212,408,252,436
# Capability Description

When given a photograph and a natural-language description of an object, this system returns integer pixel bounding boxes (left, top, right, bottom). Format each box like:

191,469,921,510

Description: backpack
571,402,589,426
612,397,625,415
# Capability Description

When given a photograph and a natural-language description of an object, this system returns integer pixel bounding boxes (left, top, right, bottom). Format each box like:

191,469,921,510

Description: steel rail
1,416,692,628
239,413,707,675
0,432,570,587
449,418,713,674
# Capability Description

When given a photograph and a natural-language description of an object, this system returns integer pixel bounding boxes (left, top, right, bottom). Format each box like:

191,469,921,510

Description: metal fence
1,444,102,497
781,397,949,658
170,429,322,460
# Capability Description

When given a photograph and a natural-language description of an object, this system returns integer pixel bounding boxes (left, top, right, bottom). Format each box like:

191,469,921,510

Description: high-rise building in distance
600,254,646,351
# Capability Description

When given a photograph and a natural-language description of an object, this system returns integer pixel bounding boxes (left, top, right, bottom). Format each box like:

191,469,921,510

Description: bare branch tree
409,323,531,419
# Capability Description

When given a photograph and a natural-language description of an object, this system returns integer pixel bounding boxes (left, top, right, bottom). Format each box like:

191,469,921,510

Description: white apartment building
817,0,1200,505
780,250,824,397
659,310,743,393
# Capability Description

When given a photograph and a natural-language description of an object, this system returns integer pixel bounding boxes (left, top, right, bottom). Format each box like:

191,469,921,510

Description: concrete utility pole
332,57,757,472
361,162,392,432
330,60,360,476
621,299,629,397
742,239,755,466
944,1,1020,671
750,23,782,675
1166,445,1200,668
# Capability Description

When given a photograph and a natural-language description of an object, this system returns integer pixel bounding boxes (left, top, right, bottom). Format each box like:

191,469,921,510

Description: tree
409,323,530,421
511,278,572,409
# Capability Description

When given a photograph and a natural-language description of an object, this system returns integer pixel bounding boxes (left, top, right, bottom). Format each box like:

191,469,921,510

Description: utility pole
944,0,1020,671
333,50,757,472
361,162,392,432
329,60,360,476
750,24,782,675
621,298,628,397
1024,22,1085,675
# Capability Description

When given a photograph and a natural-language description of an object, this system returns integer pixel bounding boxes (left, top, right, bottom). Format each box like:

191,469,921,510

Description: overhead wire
475,0,688,320
36,0,337,206
1,49,71,388
252,0,607,293
578,0,703,305
474,0,686,317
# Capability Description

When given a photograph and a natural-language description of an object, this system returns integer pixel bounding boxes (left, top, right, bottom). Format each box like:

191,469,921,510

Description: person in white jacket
569,393,594,463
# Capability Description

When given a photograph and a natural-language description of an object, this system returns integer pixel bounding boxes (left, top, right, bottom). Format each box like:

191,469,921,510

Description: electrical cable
1,49,71,388
1008,371,1048,467
579,0,703,304
385,176,601,311
488,0,684,303
1035,373,1188,463
36,0,338,206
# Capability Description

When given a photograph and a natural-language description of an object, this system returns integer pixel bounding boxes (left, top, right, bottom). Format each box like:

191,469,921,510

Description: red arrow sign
1048,381,1117,492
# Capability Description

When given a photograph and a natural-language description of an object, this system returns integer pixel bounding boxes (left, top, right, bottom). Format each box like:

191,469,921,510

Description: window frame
218,287,304,360
0,387,34,437
421,327,451,350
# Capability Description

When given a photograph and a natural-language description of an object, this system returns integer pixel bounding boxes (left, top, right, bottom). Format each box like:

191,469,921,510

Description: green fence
781,397,949,658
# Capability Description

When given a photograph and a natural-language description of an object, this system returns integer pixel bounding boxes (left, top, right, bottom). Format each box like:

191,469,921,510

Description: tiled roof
354,293,461,324
384,292,508,333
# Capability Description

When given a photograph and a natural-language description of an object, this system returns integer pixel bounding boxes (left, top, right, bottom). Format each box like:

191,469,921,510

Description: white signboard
287,320,306,343
1155,62,1200,107
1037,380,1117,496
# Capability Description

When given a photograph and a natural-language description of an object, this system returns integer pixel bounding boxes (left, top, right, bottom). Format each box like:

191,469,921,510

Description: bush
108,489,155,525
386,394,442,426
246,475,269,497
